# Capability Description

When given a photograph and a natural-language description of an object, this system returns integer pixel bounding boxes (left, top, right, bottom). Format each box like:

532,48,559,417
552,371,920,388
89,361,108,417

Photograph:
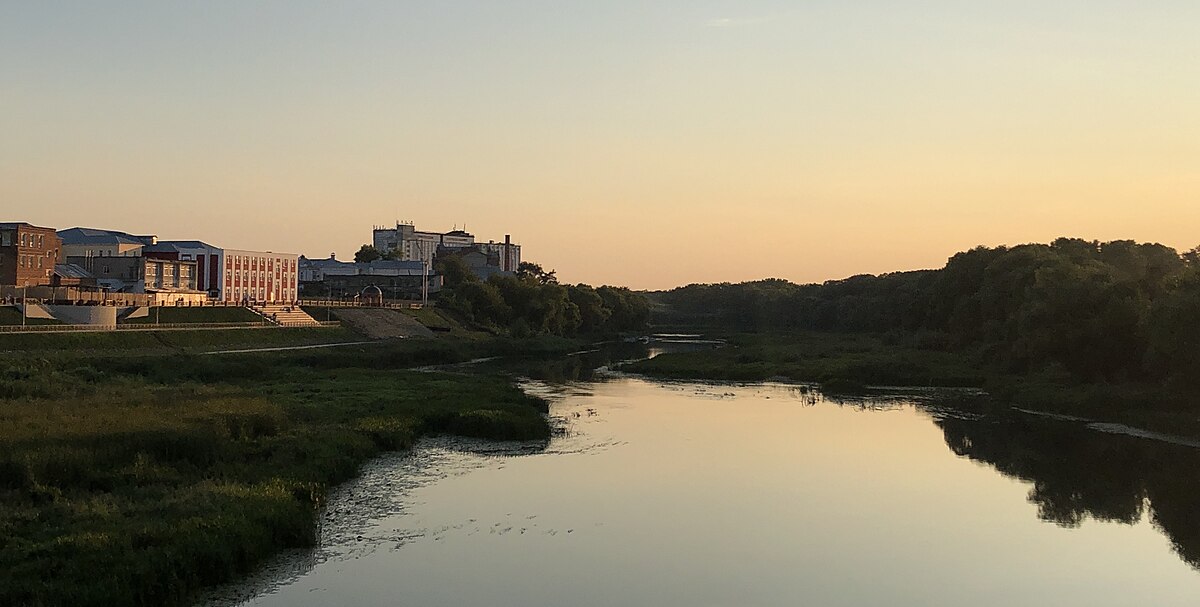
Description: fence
298,298,427,310
0,321,342,334
0,286,304,308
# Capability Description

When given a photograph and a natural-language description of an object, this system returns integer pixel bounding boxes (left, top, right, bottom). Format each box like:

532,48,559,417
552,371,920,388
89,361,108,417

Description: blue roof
58,227,154,246
145,240,219,252
301,256,355,269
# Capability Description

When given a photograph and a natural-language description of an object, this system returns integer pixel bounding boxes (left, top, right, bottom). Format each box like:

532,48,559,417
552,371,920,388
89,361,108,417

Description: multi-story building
60,228,298,303
372,222,521,271
64,254,198,297
222,249,299,303
0,222,62,286
144,240,225,298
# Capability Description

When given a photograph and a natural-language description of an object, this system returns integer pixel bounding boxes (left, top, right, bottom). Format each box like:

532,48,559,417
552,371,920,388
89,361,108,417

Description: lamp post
21,284,27,327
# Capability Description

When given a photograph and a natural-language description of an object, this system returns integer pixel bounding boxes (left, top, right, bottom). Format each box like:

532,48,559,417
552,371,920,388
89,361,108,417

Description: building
59,227,299,303
299,255,441,299
0,222,62,286
435,244,514,281
51,264,98,288
65,254,202,301
144,240,225,298
57,227,155,258
222,249,300,304
372,222,521,272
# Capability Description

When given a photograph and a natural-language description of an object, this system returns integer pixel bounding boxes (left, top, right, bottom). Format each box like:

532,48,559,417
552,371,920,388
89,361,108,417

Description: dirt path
205,341,375,355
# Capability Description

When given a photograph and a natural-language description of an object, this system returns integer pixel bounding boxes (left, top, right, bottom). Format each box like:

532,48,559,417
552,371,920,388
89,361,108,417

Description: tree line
657,238,1200,388
436,256,649,337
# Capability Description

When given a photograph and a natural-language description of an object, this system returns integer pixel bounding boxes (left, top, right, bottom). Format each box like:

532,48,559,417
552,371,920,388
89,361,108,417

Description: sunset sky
3,1,1197,289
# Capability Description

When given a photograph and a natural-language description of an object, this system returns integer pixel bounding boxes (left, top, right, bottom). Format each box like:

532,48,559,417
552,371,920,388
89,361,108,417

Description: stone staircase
252,304,322,327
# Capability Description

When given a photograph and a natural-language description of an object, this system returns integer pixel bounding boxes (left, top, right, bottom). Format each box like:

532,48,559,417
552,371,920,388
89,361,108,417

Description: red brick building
0,222,62,286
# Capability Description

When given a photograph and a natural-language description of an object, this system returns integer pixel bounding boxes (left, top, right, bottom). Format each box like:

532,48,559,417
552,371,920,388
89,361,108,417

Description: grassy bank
0,325,364,355
627,332,986,388
120,307,263,325
302,305,484,338
626,331,1200,436
0,339,567,606
0,306,60,326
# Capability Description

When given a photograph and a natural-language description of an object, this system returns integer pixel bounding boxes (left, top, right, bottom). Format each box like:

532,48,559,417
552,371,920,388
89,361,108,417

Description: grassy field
120,306,263,324
302,305,485,338
0,326,364,355
0,340,559,606
0,306,60,326
627,332,987,389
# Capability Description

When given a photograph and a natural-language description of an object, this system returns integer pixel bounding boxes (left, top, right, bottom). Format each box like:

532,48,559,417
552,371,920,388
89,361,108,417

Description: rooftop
0,221,56,231
145,240,219,253
58,227,156,247
53,263,96,279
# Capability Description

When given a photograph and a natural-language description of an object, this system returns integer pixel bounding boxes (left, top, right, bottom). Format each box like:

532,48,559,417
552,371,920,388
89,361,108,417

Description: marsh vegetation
0,339,563,606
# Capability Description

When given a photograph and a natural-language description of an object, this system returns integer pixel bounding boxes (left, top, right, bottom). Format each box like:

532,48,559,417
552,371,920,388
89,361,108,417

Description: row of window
1,233,49,249
227,255,298,272
17,253,52,269
229,288,296,301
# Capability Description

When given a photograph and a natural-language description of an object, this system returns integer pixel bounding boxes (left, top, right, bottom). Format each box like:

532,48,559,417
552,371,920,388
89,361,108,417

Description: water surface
211,375,1200,606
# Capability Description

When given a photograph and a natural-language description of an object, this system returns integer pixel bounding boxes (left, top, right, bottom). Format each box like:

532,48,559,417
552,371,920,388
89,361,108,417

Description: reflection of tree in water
936,414,1200,569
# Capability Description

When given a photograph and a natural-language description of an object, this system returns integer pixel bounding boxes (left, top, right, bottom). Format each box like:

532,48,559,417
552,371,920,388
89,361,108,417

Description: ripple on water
197,397,616,606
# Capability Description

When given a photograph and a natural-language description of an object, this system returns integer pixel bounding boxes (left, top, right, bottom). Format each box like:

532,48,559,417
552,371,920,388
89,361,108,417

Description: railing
0,321,342,334
298,299,427,309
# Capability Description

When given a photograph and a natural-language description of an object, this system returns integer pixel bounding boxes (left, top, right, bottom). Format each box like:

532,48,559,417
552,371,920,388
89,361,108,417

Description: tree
516,262,558,285
567,284,611,334
435,254,478,289
354,245,382,263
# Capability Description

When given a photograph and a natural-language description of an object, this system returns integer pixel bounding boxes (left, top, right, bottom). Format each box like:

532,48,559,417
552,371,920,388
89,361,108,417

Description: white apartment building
372,222,521,271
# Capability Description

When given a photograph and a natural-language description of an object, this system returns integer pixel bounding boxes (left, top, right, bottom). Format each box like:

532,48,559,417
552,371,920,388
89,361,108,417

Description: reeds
0,346,551,606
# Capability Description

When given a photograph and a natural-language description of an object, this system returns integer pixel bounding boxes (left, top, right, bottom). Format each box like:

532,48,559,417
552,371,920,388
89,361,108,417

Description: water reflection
471,338,718,383
934,412,1200,569
203,348,1200,606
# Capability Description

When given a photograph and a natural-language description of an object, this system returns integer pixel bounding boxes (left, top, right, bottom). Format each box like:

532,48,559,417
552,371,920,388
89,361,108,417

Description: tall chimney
504,235,511,271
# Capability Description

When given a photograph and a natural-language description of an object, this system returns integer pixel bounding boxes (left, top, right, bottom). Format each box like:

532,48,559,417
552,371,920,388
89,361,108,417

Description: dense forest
435,257,649,337
656,238,1200,389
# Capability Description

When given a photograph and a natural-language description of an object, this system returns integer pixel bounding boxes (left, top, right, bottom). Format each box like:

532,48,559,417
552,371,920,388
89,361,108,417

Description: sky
2,1,1197,290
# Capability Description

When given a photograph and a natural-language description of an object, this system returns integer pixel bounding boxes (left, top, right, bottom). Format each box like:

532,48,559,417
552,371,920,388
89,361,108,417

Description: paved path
205,341,376,355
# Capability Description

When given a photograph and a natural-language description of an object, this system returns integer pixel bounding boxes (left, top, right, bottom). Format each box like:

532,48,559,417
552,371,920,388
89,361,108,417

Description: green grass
121,306,262,324
0,345,553,606
626,331,987,388
0,326,364,355
0,306,61,326
301,305,489,338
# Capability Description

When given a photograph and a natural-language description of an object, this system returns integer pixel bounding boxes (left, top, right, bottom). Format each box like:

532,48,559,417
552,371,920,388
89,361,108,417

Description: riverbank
623,331,1200,437
0,336,581,606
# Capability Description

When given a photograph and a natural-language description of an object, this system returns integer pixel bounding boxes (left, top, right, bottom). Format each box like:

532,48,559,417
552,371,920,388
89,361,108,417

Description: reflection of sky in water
209,379,1200,607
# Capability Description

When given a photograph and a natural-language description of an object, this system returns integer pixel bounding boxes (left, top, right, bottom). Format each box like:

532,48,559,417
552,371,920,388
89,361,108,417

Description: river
202,345,1200,606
